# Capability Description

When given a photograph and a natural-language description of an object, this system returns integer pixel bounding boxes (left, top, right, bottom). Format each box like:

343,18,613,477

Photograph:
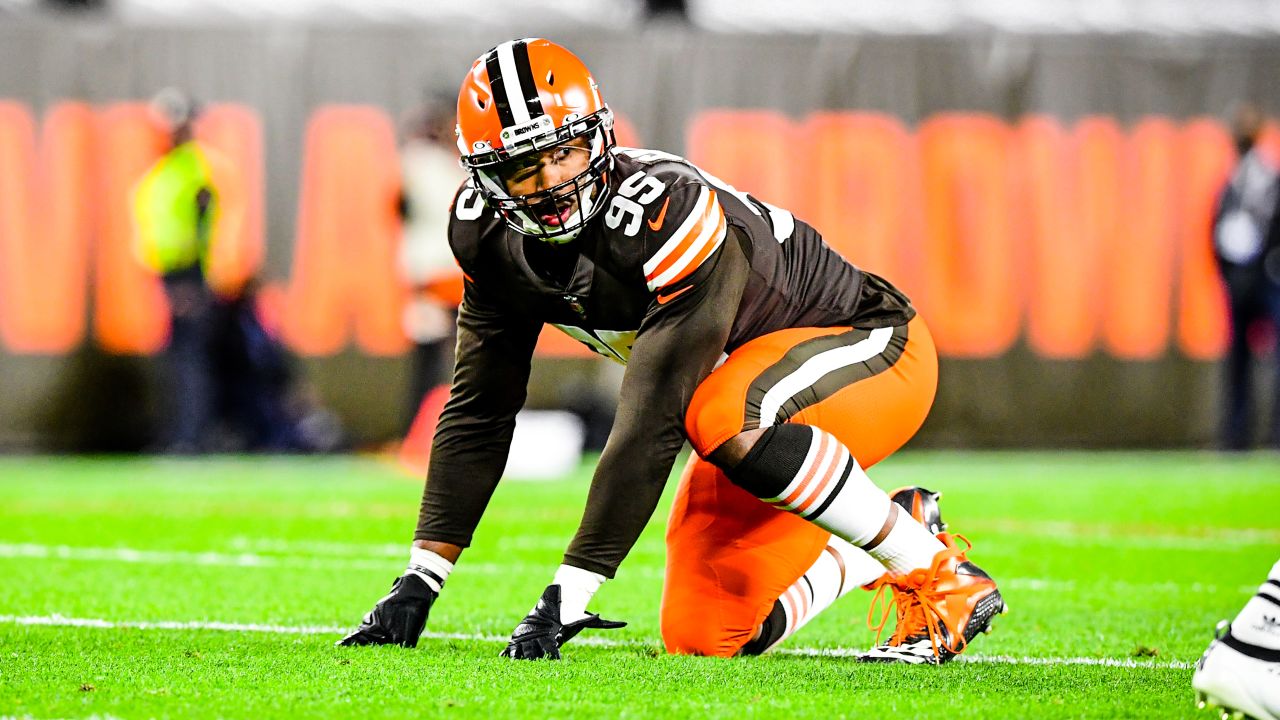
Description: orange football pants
661,316,938,656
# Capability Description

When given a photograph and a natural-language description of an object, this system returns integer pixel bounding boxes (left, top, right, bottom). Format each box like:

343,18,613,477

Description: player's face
496,137,591,227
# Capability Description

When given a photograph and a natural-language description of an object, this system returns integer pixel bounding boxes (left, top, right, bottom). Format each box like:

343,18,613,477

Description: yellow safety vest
132,141,219,275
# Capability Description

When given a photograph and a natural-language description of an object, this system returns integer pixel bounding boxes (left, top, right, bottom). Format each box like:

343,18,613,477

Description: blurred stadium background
0,0,1279,453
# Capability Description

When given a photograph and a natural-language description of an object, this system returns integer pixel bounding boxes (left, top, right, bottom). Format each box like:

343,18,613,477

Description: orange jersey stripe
644,190,720,283
663,212,726,288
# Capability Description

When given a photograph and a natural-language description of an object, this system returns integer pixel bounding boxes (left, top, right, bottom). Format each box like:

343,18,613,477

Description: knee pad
725,423,818,499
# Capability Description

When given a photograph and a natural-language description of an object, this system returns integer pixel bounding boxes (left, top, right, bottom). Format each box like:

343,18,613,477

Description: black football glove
336,573,436,648
500,584,627,660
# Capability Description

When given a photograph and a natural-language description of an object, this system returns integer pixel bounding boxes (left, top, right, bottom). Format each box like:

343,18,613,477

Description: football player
339,38,1005,664
1193,558,1280,720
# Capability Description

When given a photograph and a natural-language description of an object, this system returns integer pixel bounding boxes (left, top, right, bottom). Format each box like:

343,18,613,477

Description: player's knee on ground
660,602,751,658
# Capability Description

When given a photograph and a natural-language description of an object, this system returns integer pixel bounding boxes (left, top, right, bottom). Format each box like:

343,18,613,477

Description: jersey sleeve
640,180,729,294
560,225,752,578
413,213,542,548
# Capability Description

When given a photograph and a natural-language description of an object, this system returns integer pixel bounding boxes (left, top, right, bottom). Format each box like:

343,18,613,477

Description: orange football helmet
456,38,617,242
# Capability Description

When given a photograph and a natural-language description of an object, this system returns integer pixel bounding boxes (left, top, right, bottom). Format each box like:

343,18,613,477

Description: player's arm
503,182,749,659
341,224,542,648
414,277,542,547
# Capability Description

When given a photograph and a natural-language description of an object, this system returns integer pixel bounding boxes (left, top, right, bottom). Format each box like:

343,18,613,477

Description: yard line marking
225,536,668,557
0,543,667,579
0,543,1259,594
236,528,1280,555
783,647,1194,669
974,520,1280,550
0,614,1194,669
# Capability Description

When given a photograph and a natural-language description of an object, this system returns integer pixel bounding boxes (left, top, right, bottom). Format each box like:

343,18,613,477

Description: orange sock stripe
794,446,846,515
780,587,799,627
779,431,831,508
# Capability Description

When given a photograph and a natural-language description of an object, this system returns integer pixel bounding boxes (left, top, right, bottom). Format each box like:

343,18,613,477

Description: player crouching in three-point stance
339,38,1006,664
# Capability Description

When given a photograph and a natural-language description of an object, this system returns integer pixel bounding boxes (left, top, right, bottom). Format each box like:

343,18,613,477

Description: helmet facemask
462,107,616,244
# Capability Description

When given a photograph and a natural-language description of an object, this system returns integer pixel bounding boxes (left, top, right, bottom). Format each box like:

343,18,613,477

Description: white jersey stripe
759,327,896,428
642,186,711,276
496,41,531,125
649,201,726,289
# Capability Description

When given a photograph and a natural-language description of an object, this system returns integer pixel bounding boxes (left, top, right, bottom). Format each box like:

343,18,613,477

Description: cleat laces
866,534,981,660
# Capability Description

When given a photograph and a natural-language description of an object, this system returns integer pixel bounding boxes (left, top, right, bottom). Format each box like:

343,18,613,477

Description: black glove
500,584,627,660
337,573,436,648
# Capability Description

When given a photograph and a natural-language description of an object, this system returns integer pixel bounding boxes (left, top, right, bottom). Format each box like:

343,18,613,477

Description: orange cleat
859,533,1007,665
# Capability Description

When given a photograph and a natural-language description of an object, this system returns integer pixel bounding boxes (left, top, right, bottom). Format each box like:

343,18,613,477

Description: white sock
405,547,453,593
765,427,944,573
550,564,606,624
1231,558,1280,650
761,536,887,653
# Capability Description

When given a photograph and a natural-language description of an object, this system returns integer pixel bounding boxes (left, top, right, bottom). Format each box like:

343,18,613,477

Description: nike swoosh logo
647,197,670,232
655,285,694,305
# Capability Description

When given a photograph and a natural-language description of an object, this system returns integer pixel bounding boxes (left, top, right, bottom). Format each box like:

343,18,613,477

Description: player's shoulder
608,150,729,293
447,179,504,270
611,147,709,189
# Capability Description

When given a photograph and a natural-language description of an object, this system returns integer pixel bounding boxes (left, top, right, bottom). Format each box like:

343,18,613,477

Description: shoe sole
857,594,1009,665
1196,691,1268,720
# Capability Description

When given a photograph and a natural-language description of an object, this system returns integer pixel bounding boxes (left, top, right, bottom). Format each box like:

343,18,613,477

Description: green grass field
1,452,1278,719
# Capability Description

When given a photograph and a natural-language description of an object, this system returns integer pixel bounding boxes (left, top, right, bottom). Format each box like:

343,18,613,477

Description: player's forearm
560,423,687,577
413,423,517,546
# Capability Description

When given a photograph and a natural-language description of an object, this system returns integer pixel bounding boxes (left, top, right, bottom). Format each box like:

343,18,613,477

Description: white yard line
973,520,1280,550
0,613,1192,669
0,542,1254,594
0,543,666,579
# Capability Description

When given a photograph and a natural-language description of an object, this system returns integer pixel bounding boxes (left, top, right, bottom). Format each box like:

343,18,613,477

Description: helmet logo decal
499,114,554,147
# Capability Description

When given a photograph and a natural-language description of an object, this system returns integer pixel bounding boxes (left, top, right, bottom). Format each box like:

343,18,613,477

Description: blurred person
397,97,468,432
1192,558,1280,720
1213,102,1280,451
132,89,226,454
339,38,1005,664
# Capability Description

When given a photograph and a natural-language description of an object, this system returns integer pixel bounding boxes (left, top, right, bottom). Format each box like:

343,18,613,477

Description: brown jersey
415,148,914,577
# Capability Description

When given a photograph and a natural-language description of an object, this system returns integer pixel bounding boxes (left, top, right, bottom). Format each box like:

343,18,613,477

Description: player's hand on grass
337,573,436,648
500,584,627,660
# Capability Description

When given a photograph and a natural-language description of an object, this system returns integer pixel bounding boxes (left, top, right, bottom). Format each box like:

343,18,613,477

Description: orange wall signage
0,101,1266,360
686,111,1267,361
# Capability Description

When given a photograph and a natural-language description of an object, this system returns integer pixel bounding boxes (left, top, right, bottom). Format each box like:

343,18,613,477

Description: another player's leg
1192,558,1280,720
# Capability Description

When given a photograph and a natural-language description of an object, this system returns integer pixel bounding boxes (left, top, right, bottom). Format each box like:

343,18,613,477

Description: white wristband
552,564,606,624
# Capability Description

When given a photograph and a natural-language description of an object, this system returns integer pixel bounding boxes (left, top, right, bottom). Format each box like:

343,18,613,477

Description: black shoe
890,486,947,535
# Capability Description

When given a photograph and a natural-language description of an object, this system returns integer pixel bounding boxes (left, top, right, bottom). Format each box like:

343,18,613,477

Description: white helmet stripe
496,40,532,125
